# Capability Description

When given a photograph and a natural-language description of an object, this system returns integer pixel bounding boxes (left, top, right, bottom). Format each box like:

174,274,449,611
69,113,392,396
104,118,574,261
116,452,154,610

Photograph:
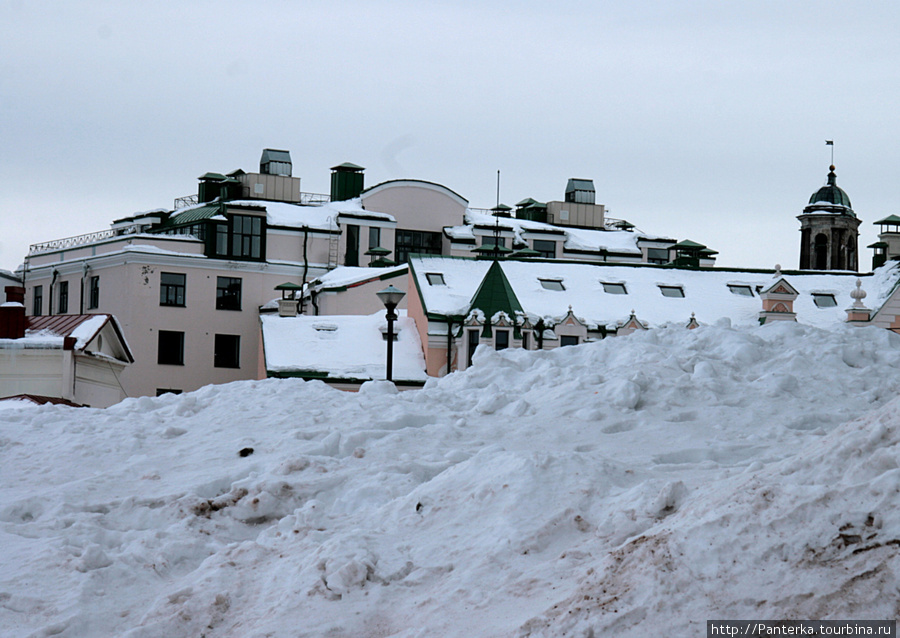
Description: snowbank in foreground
2,322,900,636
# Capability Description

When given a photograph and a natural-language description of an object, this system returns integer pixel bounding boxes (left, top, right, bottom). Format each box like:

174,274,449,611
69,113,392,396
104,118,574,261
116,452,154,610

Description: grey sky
3,1,899,271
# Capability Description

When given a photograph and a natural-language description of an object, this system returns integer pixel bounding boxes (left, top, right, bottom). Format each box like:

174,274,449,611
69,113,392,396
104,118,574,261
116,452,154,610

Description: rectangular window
727,284,754,297
160,273,186,307
158,330,185,365
232,215,263,259
533,239,556,259
813,293,837,308
395,229,442,264
495,329,509,350
88,276,100,309
345,224,359,267
216,277,242,310
539,279,565,291
33,285,43,316
659,285,685,298
467,329,480,368
215,223,228,256
426,273,445,286
521,331,529,350
368,226,381,249
58,281,68,314
214,334,240,368
647,247,670,264
602,282,627,295
560,335,579,347
481,236,507,248
156,388,183,396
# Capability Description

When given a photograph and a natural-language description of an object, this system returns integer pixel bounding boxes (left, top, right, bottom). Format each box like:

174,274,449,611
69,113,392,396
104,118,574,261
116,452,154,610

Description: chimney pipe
0,286,27,339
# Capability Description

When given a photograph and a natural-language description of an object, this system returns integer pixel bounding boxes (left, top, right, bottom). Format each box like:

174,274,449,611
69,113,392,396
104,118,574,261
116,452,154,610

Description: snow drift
2,321,900,636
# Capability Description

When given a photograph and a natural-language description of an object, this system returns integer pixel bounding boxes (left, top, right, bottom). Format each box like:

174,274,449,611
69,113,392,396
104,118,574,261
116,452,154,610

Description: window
495,330,509,350
727,284,753,297
215,223,228,256
467,329,480,367
539,279,565,291
481,236,507,248
602,282,627,295
522,331,530,350
369,227,381,249
345,224,359,267
395,229,442,264
216,277,242,310
88,276,100,309
426,273,445,286
659,285,685,298
560,335,579,347
533,240,556,259
156,388,183,396
158,330,185,365
231,215,263,259
160,273,186,306
214,334,240,368
813,293,837,308
32,286,43,316
647,248,670,264
58,281,68,314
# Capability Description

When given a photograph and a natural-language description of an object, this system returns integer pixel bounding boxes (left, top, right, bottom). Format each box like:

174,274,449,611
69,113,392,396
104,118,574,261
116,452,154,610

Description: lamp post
376,285,406,382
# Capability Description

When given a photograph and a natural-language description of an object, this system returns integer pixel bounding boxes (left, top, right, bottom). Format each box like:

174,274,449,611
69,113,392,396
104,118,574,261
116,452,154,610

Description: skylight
727,284,753,297
812,293,837,308
659,285,685,298
426,273,445,286
539,279,565,291
602,282,627,295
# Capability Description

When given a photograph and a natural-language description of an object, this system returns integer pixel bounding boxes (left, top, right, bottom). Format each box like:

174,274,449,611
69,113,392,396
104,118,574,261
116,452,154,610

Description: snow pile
2,322,900,636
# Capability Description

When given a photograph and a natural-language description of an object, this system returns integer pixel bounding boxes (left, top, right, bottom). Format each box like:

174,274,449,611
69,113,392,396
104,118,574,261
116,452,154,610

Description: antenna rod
826,139,834,165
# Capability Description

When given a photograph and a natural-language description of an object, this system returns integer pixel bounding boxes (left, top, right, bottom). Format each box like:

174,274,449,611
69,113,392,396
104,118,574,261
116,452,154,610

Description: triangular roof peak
468,261,523,320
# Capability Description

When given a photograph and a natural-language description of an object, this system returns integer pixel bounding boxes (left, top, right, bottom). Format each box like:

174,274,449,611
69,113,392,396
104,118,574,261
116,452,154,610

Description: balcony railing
28,229,120,255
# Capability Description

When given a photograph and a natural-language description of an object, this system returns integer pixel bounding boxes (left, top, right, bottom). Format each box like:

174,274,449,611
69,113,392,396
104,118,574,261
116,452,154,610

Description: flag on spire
826,140,834,145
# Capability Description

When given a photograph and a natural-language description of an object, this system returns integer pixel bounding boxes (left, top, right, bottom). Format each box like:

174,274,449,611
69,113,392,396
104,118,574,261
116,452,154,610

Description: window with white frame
659,285,685,298
539,279,565,291
602,282,627,295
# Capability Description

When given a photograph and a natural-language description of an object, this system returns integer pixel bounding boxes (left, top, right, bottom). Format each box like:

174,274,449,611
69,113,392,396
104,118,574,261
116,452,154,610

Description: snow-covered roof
410,255,900,330
170,198,395,233
261,311,426,383
0,314,134,362
311,265,408,291
447,210,668,256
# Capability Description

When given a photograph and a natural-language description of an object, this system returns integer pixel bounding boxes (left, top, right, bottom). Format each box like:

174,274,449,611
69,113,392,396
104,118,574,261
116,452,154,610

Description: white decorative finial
850,279,868,309
774,264,782,278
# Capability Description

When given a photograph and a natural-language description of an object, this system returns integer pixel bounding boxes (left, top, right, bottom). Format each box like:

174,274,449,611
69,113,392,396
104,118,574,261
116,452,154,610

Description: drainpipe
300,227,309,314
80,262,90,314
49,270,59,315
446,319,453,375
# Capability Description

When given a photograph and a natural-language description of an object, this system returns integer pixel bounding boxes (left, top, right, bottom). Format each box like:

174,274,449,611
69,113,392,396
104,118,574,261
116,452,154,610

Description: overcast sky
3,1,899,272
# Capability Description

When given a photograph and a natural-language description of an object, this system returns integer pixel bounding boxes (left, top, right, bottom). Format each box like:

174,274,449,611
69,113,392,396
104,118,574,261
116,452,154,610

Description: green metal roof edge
361,179,469,204
874,215,900,225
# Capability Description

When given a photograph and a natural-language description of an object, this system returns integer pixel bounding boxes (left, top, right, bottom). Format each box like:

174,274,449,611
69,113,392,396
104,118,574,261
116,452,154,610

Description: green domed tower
798,165,860,271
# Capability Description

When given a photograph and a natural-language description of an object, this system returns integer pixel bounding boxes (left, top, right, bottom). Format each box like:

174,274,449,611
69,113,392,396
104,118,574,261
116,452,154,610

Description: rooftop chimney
565,178,596,204
0,286,27,339
330,162,366,201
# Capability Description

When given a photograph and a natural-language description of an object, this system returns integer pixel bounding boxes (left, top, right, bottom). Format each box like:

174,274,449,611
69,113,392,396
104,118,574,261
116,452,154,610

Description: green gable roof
468,261,523,321
874,215,900,225
163,203,224,227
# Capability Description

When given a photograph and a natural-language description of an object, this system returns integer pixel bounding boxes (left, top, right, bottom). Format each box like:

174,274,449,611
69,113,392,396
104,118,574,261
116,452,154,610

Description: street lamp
376,285,406,382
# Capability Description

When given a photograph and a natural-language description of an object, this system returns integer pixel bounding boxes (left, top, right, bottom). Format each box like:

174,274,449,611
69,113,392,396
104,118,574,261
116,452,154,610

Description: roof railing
28,229,119,255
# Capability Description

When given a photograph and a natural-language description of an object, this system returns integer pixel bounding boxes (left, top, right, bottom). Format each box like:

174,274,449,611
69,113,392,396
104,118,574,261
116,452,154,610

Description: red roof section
26,314,107,338
0,394,83,407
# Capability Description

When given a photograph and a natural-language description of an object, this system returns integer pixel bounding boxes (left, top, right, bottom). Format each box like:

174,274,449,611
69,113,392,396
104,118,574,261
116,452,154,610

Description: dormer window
812,293,837,308
659,285,685,298
539,279,565,291
602,282,627,295
727,284,753,297
426,273,445,286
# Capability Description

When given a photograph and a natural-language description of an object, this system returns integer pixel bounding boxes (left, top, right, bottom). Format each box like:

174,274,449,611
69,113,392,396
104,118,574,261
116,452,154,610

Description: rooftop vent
260,149,292,176
565,178,595,205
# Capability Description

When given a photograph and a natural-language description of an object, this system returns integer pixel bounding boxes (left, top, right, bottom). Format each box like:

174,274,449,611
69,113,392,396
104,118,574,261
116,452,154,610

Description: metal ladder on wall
326,216,339,270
